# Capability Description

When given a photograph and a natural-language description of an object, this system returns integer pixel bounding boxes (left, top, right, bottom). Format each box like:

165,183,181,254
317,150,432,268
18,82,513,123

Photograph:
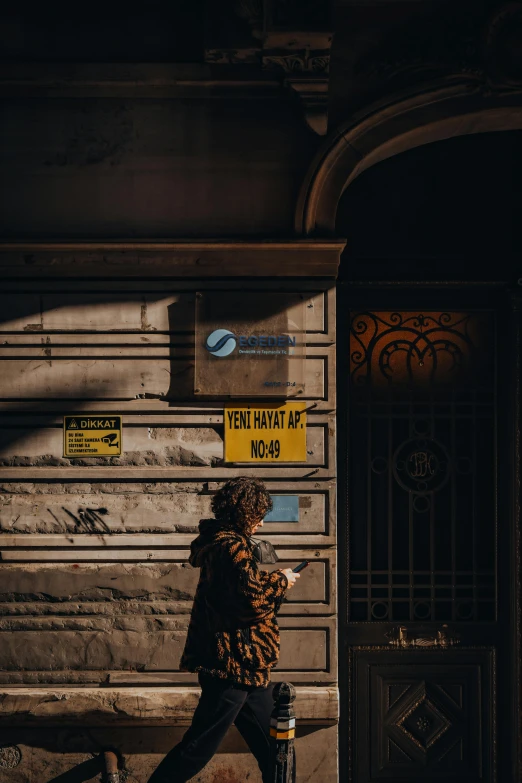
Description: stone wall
0,79,317,239
0,249,339,781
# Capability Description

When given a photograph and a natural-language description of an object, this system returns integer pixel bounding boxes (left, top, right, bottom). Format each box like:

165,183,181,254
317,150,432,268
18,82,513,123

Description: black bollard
269,682,296,783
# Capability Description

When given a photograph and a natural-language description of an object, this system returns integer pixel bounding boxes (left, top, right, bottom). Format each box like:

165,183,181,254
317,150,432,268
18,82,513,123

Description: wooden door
338,288,518,782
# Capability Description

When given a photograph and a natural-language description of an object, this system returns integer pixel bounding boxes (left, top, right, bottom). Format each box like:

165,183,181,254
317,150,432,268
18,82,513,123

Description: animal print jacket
180,518,289,687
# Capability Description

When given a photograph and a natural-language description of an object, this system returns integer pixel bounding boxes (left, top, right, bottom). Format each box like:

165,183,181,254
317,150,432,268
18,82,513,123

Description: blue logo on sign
205,329,237,357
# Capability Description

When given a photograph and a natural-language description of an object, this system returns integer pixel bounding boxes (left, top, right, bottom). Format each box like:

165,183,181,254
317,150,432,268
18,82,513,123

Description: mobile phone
292,560,310,573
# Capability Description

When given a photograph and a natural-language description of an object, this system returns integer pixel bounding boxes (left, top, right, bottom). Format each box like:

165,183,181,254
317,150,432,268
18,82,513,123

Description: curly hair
211,476,273,535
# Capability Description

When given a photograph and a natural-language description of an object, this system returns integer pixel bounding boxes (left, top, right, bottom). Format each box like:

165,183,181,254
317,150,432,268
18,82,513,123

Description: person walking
147,476,300,783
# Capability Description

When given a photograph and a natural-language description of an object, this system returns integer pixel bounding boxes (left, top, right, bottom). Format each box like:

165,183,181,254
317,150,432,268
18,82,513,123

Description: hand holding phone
280,567,301,589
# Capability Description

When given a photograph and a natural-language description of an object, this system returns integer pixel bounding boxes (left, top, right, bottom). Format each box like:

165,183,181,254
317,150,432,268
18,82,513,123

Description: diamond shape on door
352,648,494,782
394,682,452,751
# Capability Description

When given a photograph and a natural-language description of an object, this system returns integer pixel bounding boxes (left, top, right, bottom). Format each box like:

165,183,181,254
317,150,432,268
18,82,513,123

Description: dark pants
147,673,274,783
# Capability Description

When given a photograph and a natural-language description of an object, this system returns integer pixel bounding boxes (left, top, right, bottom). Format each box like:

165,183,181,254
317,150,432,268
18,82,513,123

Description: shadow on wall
0,289,297,459
0,725,329,783
1,725,326,756
0,284,194,459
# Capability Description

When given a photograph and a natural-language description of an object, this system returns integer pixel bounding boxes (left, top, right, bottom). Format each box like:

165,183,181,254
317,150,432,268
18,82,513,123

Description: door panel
348,310,496,625
353,648,494,781
341,301,503,782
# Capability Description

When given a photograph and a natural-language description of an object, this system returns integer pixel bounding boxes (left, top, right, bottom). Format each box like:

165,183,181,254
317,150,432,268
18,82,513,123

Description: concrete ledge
0,686,339,726
0,240,345,278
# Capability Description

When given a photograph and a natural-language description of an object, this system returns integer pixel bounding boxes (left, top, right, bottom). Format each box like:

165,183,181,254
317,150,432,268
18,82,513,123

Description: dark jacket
180,518,288,687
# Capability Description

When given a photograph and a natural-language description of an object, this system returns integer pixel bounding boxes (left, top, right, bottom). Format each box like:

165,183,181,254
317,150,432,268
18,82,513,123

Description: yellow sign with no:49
224,402,306,463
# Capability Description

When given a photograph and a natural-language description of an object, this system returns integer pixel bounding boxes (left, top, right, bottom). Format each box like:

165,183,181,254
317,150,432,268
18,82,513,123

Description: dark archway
335,129,522,281
296,80,522,236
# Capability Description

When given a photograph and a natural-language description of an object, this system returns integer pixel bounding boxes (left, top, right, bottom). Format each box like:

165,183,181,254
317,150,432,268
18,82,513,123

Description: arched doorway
296,82,522,237
306,109,522,781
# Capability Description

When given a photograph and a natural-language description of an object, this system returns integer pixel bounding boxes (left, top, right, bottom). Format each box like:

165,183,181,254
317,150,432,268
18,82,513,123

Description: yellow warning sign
63,415,122,457
224,402,306,463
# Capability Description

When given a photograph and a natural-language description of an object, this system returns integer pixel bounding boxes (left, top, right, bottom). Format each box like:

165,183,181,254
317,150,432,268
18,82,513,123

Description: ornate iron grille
348,311,496,622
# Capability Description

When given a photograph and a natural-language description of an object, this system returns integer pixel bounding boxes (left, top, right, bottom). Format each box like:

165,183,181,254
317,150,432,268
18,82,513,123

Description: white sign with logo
194,292,306,397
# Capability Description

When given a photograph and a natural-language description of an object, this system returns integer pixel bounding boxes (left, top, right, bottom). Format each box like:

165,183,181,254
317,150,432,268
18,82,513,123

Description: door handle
386,624,459,649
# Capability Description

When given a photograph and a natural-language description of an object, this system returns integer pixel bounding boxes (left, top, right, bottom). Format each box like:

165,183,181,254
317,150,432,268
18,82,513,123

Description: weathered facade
1,2,522,782
0,248,340,781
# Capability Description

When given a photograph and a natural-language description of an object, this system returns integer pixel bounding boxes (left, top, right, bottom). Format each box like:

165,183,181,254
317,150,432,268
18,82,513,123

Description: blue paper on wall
264,495,299,522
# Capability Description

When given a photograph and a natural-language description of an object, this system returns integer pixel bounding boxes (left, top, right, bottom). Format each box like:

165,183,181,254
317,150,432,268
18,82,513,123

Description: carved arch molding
296,80,522,235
